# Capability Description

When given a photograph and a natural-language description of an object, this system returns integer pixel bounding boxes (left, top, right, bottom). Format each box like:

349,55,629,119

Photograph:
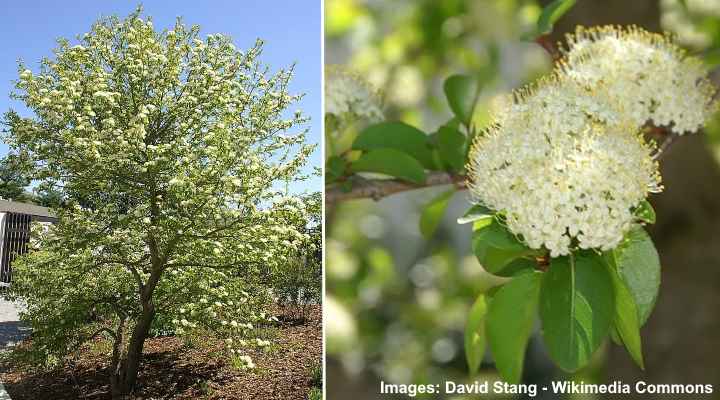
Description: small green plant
309,361,322,388
198,380,214,396
0,345,61,373
87,337,113,357
228,352,256,371
308,387,322,400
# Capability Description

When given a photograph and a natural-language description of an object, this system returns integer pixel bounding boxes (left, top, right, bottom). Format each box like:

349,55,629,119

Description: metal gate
0,213,32,284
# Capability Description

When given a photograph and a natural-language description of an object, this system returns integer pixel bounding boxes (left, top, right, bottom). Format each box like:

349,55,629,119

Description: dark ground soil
0,306,322,400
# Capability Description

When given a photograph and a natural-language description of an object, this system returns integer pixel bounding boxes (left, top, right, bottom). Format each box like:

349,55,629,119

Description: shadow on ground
2,346,223,400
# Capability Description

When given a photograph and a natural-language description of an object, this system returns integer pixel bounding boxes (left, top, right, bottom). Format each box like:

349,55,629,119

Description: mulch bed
0,305,322,400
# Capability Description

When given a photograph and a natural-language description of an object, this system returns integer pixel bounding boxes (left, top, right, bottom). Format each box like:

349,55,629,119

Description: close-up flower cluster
324,66,384,128
468,25,715,257
559,26,716,134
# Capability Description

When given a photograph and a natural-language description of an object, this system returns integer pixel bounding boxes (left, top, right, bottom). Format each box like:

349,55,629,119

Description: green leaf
419,189,455,238
458,204,493,224
537,0,576,35
436,125,466,172
633,200,656,224
340,180,353,193
480,221,528,251
500,258,538,278
465,294,488,376
473,216,493,231
350,148,427,184
472,220,539,275
605,226,661,325
352,122,434,168
608,263,645,370
443,74,479,126
486,272,542,383
326,156,346,182
609,327,622,345
540,252,614,372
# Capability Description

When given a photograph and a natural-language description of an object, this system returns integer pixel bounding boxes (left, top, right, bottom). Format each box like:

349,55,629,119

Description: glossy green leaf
458,204,493,224
500,258,538,278
326,156,346,182
472,216,493,231
605,226,661,325
487,272,542,383
352,122,434,168
350,148,427,184
436,125,466,172
633,200,656,224
608,263,645,370
472,220,539,275
465,294,488,376
444,74,478,126
609,328,622,346
419,189,455,238
537,0,576,35
481,222,528,251
540,253,614,372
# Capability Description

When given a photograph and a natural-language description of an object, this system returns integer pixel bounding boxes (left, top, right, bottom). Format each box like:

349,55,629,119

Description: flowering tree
326,0,716,385
3,8,314,398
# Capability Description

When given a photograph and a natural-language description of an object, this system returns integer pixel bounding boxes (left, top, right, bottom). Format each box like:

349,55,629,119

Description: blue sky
0,0,321,192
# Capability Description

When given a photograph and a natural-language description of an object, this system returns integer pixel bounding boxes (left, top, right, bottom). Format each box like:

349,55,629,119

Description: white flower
661,0,720,48
558,25,716,134
325,66,383,124
467,76,662,257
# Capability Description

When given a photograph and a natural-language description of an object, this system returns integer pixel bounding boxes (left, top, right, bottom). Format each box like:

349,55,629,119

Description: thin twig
652,132,680,161
326,172,466,205
535,34,562,62
325,51,720,206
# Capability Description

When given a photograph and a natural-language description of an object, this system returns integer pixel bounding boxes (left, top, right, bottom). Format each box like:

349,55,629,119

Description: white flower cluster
661,0,720,48
466,25,715,256
325,66,384,125
559,26,716,134
229,353,256,370
170,284,278,364
469,118,660,256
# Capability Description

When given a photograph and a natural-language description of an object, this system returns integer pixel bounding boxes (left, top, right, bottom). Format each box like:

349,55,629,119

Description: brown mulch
0,306,322,400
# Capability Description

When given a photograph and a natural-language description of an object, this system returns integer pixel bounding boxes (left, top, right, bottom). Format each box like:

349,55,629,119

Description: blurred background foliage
326,0,720,399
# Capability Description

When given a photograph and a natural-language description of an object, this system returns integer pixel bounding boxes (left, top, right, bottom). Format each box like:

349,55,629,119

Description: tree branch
652,131,680,161
326,172,466,205
326,50,720,206
535,35,561,62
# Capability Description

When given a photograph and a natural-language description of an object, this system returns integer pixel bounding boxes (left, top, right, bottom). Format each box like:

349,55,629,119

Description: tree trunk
109,318,127,400
108,302,155,399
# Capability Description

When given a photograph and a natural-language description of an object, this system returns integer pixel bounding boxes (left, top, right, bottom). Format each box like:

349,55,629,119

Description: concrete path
0,295,29,400
0,298,28,348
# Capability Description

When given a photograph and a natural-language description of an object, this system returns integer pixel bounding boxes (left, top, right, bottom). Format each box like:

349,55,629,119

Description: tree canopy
4,7,315,398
